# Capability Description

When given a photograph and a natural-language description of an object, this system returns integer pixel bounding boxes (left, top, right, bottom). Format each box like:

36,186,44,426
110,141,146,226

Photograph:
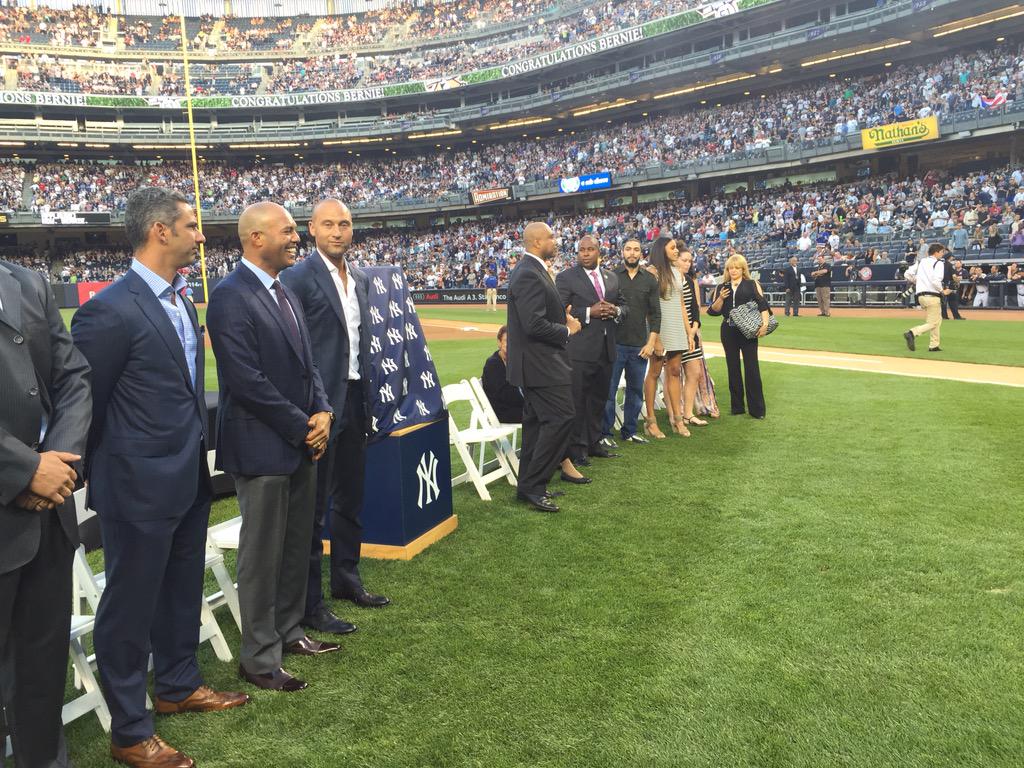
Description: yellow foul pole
178,13,210,303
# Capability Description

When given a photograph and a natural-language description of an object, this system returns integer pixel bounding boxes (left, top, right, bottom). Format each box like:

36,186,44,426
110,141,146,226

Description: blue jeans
601,344,646,438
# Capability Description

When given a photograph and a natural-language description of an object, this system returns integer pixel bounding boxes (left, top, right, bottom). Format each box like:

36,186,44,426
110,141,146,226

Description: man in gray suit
0,260,91,767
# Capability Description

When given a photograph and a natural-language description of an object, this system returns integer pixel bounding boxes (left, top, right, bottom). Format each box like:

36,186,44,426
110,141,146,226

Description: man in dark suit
72,187,248,768
0,260,90,768
506,222,581,513
280,198,388,639
556,235,627,466
779,256,801,317
207,202,338,695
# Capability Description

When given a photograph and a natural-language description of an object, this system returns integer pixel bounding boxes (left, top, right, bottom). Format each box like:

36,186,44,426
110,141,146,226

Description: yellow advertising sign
861,115,940,150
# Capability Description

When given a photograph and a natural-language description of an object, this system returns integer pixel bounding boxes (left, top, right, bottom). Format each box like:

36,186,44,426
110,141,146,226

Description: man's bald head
237,201,299,277
309,198,354,264
523,221,555,261
238,201,287,245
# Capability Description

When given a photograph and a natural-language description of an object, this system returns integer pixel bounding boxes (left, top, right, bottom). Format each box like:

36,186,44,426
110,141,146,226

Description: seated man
480,326,588,484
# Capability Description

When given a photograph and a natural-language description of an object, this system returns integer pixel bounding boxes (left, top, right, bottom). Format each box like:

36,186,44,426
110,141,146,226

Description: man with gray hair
73,187,248,768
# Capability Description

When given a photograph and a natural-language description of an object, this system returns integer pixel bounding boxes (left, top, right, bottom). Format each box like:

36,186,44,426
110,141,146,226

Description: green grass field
60,320,1024,767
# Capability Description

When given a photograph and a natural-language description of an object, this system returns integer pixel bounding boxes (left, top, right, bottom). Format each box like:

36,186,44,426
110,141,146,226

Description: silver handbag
729,300,779,339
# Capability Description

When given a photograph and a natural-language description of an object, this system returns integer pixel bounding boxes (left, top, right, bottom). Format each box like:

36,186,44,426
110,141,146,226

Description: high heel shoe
670,416,691,437
643,418,666,439
682,415,708,427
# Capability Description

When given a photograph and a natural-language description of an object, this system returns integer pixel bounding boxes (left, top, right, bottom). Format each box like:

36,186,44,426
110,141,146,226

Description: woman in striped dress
674,248,710,429
642,236,689,437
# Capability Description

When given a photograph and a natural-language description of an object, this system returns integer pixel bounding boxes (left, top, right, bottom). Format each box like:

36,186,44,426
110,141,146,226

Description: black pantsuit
708,278,769,419
0,512,74,768
941,293,962,319
518,384,575,496
720,323,766,418
307,384,367,615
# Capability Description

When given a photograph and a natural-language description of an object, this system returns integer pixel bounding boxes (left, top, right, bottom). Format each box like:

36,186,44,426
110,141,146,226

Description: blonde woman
707,254,770,419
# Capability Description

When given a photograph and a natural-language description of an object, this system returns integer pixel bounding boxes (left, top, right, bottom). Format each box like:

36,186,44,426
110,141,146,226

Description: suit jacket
279,253,371,437
0,262,90,574
207,262,330,476
505,254,571,388
71,268,209,521
781,265,801,291
556,264,627,363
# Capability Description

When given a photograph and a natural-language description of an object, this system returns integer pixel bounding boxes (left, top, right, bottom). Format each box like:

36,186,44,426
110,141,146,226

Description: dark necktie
271,280,302,351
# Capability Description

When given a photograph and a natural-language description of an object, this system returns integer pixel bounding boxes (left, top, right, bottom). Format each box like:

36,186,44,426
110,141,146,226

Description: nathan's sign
470,187,512,205
861,116,939,150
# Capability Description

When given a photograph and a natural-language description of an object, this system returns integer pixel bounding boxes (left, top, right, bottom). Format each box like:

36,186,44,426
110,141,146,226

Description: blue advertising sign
559,171,613,194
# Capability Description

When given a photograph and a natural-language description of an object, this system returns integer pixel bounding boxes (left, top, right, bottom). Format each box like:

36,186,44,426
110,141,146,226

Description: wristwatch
328,411,336,423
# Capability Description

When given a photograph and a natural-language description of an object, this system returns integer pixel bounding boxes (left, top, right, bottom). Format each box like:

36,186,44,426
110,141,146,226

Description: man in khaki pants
903,243,949,352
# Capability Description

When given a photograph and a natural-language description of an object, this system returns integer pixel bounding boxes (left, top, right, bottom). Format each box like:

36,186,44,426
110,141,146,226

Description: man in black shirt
941,255,964,320
811,251,832,316
600,239,661,444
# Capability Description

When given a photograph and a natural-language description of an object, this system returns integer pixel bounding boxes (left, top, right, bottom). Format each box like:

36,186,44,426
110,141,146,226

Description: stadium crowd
14,165,1022,303
5,0,741,96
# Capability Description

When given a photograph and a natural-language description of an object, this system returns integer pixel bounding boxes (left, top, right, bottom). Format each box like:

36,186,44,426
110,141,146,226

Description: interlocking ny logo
372,276,387,295
381,357,399,374
416,451,440,509
369,306,384,325
388,300,403,319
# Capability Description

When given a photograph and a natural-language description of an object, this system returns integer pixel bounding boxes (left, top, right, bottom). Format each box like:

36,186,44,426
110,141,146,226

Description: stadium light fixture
571,98,638,117
997,36,1006,41
133,144,208,149
227,142,301,149
85,143,110,148
407,129,462,139
931,5,1024,36
57,142,79,147
487,116,553,130
323,137,384,146
653,73,756,100
768,67,783,74
800,39,910,67
0,142,26,147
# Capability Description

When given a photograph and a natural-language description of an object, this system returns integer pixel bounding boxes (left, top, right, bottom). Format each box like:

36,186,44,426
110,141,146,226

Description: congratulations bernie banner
362,265,444,441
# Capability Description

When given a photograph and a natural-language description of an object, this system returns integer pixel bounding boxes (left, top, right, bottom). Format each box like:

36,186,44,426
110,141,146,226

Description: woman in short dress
642,236,690,437
674,248,710,429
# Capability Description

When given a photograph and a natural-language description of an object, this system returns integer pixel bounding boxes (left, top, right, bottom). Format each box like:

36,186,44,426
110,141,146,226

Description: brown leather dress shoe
285,635,341,656
155,685,250,715
111,735,194,768
238,664,308,692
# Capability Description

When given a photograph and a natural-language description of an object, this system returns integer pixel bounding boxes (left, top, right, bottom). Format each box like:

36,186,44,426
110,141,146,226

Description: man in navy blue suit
207,202,338,694
72,187,248,768
281,198,389,637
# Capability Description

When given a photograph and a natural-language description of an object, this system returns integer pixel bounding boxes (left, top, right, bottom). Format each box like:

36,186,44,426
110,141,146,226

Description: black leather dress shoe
545,490,566,498
333,587,391,608
560,472,592,485
573,456,591,467
516,492,559,512
238,665,308,692
589,448,620,459
301,607,357,635
285,636,342,656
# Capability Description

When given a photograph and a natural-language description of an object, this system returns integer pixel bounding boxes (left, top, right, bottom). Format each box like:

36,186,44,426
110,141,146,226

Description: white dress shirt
319,251,362,380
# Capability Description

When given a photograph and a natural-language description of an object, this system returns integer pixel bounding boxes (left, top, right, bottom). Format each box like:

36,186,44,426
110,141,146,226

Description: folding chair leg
198,599,232,662
451,436,492,501
66,637,111,732
210,560,242,631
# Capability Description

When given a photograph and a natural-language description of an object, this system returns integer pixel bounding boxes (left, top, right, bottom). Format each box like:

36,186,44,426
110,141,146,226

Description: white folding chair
442,380,519,501
205,516,243,631
64,612,111,732
467,376,520,475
